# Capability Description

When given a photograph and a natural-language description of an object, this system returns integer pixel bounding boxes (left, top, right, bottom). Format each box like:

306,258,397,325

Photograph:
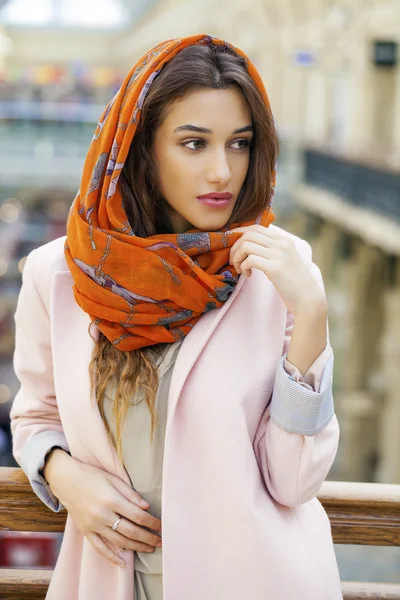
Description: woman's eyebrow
173,124,254,134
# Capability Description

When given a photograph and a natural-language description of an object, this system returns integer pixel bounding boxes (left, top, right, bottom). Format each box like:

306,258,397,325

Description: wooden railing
1,468,400,599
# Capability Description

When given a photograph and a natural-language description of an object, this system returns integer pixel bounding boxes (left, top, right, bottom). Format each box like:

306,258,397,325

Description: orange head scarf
65,34,276,351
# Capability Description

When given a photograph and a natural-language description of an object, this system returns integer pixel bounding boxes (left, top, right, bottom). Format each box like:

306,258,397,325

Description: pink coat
10,229,343,600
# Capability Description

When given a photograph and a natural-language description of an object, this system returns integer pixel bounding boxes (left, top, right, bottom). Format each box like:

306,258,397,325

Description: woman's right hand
43,448,162,568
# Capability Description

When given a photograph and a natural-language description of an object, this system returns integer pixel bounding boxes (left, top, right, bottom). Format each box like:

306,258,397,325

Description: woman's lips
196,192,233,208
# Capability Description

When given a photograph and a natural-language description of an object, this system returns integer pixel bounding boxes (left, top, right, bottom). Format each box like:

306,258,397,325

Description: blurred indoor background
0,0,399,583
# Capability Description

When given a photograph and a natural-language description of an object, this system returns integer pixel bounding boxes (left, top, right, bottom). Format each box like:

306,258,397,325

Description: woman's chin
188,211,233,232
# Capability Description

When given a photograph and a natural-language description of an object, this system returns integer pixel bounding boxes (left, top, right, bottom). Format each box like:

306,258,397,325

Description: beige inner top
102,339,183,600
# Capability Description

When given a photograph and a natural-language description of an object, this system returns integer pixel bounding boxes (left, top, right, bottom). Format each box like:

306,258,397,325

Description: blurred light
0,385,11,404
0,257,8,275
0,201,20,223
9,544,39,566
0,197,22,222
61,0,129,28
294,51,317,67
0,0,52,25
18,256,27,273
33,64,56,85
0,0,129,28
5,197,22,211
92,66,115,87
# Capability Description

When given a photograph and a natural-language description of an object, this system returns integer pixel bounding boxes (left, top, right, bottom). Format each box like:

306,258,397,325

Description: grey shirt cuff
270,350,335,436
19,430,71,512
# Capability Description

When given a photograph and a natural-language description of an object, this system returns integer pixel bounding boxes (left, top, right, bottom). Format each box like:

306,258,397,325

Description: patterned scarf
65,34,276,351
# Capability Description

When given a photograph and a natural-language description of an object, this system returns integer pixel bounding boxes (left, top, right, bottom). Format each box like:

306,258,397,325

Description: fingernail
140,500,150,508
118,561,126,568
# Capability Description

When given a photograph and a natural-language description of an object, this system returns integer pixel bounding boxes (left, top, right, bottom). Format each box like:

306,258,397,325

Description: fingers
229,231,281,266
230,230,275,253
86,531,126,568
115,496,162,532
230,241,274,274
110,475,150,510
229,226,295,277
240,254,276,277
229,224,285,240
115,517,162,548
108,475,162,531
230,224,294,246
103,525,161,553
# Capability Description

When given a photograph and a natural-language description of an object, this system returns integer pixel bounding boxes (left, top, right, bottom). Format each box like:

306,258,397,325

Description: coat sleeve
253,246,340,508
9,249,70,512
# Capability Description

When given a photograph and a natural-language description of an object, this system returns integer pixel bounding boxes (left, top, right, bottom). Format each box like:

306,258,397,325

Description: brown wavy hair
89,41,279,462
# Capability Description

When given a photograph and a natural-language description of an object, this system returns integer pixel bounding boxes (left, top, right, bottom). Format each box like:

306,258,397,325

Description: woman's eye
231,139,251,151
181,139,251,152
182,140,206,151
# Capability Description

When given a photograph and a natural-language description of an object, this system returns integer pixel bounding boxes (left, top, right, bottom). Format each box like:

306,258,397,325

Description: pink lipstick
196,192,233,209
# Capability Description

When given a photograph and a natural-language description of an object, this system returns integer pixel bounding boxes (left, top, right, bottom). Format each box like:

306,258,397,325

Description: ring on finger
111,516,122,532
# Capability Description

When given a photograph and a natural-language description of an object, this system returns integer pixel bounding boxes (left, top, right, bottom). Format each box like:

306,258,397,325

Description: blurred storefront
0,0,149,469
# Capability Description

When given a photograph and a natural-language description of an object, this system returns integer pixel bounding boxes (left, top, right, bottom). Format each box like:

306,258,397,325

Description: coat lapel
51,270,130,483
167,274,247,422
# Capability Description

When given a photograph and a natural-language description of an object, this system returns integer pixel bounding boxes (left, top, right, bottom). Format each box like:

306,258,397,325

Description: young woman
10,34,343,600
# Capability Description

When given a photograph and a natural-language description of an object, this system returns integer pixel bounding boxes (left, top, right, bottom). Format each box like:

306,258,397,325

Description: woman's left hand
228,224,327,317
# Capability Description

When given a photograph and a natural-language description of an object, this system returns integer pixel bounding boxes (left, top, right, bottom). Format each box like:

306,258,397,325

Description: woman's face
153,87,253,233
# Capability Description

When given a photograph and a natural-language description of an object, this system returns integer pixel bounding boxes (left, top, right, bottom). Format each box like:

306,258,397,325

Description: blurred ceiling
1,0,398,36
0,0,158,28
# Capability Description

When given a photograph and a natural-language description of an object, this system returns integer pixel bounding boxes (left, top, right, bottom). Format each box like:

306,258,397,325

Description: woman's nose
206,150,232,186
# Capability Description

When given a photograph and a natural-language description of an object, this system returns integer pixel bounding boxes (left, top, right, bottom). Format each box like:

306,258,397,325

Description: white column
304,68,329,144
376,259,400,483
344,42,375,154
335,242,384,482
